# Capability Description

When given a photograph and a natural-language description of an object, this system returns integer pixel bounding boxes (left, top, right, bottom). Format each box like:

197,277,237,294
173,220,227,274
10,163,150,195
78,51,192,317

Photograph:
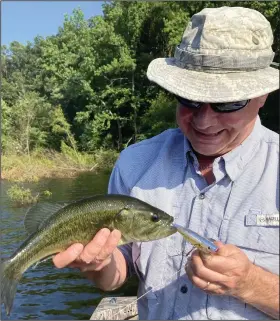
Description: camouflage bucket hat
147,6,279,103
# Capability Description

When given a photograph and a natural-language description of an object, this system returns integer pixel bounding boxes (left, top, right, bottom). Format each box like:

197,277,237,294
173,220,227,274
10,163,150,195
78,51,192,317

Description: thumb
199,240,224,261
214,241,238,257
214,240,224,250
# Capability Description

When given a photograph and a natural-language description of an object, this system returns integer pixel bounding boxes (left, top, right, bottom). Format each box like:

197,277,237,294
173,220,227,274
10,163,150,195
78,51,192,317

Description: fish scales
10,205,117,274
1,194,176,316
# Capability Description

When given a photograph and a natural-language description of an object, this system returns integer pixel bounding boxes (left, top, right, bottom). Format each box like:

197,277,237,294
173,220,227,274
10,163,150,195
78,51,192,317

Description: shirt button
199,193,205,200
180,285,188,294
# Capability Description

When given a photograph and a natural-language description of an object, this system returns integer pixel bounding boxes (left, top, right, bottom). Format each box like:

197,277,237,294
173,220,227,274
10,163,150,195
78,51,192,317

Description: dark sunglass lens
214,100,249,112
176,96,200,108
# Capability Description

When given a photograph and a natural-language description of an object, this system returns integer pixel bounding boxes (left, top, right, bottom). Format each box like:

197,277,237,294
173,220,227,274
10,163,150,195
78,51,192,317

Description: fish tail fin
1,258,21,316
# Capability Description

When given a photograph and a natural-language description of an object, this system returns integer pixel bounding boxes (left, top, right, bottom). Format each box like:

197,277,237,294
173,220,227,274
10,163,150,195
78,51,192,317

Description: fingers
214,240,224,248
80,228,111,264
95,229,122,261
53,228,122,273
79,229,122,272
186,251,226,283
198,244,248,275
185,244,250,296
187,263,209,288
80,256,112,272
53,243,84,268
186,250,225,294
186,265,224,295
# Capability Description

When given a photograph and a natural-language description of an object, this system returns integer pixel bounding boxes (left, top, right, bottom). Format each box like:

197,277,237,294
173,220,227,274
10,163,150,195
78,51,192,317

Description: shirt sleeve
108,162,136,277
108,163,130,195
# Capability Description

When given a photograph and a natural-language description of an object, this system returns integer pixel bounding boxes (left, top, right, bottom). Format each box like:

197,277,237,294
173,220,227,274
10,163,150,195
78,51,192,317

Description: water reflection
0,172,138,320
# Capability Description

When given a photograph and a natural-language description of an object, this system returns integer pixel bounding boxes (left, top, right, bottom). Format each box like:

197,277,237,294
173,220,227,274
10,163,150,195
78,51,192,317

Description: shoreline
1,149,118,183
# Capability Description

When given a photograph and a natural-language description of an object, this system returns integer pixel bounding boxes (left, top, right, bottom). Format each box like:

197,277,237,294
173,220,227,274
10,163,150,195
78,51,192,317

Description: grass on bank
7,185,52,206
2,146,119,183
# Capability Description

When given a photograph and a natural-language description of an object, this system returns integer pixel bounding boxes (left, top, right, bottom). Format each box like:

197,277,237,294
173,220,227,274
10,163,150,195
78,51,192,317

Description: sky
2,1,105,46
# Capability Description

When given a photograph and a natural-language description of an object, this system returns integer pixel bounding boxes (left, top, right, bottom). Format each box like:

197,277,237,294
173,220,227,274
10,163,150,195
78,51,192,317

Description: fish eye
151,213,159,222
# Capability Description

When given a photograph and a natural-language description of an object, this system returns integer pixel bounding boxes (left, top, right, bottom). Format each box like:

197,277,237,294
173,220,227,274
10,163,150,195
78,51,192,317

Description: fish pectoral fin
24,202,68,235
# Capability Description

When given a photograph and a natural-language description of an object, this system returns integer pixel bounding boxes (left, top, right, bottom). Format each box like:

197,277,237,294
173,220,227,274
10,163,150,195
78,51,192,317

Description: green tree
1,2,278,158
8,92,52,155
140,91,177,140
51,105,78,151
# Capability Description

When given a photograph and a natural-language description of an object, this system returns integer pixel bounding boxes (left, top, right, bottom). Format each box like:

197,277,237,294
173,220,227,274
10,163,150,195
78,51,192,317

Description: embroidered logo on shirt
245,212,279,226
256,214,279,226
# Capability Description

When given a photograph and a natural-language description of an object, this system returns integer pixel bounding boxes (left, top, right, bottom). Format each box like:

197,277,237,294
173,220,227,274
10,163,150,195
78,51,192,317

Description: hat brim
147,58,279,102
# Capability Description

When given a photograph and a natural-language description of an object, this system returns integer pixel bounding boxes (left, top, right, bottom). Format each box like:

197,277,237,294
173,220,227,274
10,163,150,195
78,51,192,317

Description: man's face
176,95,268,156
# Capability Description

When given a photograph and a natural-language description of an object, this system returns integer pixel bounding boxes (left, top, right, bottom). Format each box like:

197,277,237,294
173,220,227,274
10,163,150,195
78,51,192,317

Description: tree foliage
1,2,279,156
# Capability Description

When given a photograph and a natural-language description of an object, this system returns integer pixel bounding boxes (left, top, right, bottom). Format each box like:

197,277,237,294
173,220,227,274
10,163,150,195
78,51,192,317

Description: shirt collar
183,135,193,165
182,116,264,181
221,116,264,181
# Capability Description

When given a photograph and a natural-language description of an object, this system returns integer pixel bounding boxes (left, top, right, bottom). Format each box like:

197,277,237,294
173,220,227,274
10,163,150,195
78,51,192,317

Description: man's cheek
177,108,193,124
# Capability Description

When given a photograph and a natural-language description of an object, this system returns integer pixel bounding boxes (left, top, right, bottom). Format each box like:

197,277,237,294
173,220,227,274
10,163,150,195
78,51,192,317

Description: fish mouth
169,224,177,233
160,217,177,233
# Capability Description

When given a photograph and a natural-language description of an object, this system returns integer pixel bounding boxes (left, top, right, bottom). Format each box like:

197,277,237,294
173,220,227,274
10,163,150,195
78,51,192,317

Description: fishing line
112,266,186,319
112,247,194,319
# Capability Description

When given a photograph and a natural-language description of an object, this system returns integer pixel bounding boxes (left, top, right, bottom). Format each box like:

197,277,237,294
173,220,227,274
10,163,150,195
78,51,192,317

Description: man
53,6,279,320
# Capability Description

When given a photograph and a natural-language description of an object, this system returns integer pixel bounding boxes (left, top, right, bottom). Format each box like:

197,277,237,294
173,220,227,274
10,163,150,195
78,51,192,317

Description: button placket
188,192,211,232
180,284,188,294
172,280,192,319
199,193,205,200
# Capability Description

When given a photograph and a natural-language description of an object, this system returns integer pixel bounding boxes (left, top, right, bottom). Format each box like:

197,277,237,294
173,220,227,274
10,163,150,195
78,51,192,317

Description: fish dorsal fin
24,202,68,235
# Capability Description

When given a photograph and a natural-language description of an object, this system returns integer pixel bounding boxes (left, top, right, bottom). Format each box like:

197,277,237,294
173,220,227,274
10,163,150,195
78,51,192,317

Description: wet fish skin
1,194,176,316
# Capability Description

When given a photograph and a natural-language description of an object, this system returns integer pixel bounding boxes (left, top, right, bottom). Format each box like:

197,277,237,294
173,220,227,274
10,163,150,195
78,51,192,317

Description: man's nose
192,104,218,129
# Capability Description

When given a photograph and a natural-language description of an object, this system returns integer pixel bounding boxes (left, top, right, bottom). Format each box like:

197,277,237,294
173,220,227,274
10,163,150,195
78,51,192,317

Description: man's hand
53,228,122,272
185,241,254,298
186,241,279,318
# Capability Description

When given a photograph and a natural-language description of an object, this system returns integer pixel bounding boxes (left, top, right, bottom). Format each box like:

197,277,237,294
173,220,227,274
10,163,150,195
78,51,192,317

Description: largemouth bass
1,194,176,316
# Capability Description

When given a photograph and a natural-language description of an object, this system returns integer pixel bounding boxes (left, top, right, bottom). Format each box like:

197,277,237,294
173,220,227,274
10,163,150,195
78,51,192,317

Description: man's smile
191,126,225,140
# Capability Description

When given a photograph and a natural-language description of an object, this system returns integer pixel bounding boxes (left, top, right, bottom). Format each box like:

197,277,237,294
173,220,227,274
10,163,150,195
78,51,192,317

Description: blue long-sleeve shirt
108,116,279,320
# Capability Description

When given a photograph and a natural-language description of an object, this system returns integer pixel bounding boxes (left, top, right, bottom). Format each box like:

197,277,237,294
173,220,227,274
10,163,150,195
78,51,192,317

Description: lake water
0,172,138,320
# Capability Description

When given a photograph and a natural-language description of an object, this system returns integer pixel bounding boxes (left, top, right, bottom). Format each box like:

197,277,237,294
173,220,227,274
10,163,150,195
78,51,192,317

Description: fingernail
100,228,110,236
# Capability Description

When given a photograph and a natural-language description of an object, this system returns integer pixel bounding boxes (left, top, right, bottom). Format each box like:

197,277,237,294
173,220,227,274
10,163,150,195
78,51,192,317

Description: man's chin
191,144,224,157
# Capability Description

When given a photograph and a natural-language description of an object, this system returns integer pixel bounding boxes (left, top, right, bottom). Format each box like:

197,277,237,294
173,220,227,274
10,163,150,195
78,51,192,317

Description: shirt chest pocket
220,217,279,274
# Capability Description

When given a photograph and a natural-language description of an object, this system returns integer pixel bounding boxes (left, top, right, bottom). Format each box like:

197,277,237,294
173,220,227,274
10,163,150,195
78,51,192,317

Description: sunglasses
176,96,250,113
